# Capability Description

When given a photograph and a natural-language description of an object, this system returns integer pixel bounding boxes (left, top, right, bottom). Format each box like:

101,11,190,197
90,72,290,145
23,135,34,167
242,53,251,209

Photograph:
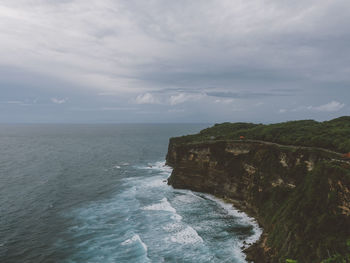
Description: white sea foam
171,213,183,221
169,226,203,244
113,165,121,169
151,161,173,174
204,194,262,246
68,157,260,262
142,198,176,213
121,234,148,252
143,177,167,188
162,223,182,232
142,197,183,221
163,222,203,245
137,161,173,175
174,193,202,204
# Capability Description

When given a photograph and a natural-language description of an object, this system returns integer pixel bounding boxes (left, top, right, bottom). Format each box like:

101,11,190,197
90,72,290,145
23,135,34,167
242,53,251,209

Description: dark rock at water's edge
166,118,350,263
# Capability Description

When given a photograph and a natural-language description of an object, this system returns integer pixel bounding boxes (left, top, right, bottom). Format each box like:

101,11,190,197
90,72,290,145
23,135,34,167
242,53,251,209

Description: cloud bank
0,0,349,122
308,101,345,112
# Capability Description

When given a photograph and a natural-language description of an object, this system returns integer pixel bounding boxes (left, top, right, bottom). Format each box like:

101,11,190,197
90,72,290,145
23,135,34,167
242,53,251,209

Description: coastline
166,136,350,262
168,184,267,263
222,197,269,263
202,195,263,253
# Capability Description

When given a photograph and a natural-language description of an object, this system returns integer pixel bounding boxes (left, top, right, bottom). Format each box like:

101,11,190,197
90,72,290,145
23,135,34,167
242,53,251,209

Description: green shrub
170,116,350,153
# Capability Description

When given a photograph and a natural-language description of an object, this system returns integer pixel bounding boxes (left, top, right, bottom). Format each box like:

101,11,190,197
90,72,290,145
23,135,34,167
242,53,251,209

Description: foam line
203,194,262,246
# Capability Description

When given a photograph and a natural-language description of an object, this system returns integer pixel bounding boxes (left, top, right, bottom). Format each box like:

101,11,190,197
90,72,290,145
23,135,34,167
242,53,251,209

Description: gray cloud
308,101,345,112
206,91,292,99
0,0,349,122
51,98,67,104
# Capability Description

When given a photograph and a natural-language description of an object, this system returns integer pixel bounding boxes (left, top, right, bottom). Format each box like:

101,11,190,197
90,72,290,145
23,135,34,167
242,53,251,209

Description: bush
170,116,350,153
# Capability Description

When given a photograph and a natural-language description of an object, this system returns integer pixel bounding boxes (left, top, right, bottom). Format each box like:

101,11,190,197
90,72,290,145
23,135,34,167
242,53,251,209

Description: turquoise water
0,124,261,263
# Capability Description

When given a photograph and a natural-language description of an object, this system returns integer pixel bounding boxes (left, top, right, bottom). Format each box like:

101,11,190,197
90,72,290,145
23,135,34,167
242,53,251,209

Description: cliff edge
166,118,350,263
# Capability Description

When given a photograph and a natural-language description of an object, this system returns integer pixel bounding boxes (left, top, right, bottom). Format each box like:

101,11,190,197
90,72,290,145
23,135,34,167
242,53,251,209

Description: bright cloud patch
169,93,203,105
134,93,160,104
51,98,67,104
307,101,345,112
214,98,234,104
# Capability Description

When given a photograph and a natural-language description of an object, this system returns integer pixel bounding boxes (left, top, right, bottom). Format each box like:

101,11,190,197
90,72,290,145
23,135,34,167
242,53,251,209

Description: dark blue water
0,124,261,263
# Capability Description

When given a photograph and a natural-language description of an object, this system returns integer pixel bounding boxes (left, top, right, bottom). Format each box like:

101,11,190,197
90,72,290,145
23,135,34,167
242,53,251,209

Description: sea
0,124,261,263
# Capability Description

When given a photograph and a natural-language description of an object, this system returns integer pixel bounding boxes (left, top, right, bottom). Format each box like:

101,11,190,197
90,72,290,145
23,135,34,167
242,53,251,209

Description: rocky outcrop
166,139,350,262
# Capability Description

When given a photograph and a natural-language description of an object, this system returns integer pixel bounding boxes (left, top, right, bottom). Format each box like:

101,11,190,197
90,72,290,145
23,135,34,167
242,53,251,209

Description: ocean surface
0,124,261,263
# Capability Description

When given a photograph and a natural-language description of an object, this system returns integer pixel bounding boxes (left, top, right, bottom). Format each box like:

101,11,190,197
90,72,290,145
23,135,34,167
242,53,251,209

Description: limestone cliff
166,139,350,263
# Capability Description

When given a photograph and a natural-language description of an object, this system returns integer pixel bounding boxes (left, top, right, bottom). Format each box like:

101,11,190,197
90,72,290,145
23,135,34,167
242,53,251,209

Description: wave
63,158,260,263
173,191,203,204
142,197,177,213
164,224,203,244
143,177,168,188
136,161,173,175
144,196,203,245
121,234,148,253
204,194,262,248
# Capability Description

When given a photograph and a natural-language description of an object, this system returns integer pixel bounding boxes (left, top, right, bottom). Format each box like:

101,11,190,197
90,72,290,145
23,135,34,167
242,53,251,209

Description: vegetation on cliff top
171,116,350,153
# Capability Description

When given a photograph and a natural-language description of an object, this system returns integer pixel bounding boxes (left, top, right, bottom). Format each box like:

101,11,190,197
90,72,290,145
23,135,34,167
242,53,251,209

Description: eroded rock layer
166,139,350,262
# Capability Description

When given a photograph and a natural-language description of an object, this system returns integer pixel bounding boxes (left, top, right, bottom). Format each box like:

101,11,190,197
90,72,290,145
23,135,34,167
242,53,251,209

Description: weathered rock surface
166,139,350,262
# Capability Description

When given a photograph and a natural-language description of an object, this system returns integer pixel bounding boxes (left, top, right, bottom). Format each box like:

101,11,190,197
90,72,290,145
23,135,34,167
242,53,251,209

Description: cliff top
170,116,350,153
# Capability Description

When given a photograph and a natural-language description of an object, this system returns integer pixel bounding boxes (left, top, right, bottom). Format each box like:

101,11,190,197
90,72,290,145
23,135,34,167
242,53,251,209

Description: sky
0,0,349,123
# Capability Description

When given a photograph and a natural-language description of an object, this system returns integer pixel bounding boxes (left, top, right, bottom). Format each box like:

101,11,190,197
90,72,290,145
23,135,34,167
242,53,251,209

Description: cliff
166,139,350,262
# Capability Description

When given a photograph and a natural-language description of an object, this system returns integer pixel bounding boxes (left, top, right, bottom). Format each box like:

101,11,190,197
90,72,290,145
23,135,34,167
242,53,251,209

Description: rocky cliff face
166,139,350,263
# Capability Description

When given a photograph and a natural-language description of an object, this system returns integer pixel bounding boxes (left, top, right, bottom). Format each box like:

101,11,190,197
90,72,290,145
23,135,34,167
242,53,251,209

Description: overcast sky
0,0,349,123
